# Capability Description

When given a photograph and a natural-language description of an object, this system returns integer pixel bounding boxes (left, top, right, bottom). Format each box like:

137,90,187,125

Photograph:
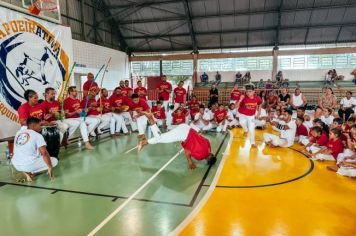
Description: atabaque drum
42,125,60,159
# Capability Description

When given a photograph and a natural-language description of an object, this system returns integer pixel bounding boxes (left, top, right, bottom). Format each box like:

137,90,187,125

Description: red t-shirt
127,99,150,113
81,98,99,116
230,89,241,101
296,124,309,137
122,87,133,97
98,97,111,114
42,100,61,122
18,102,45,121
238,96,262,116
311,132,329,146
157,81,172,101
83,80,98,93
214,110,227,124
134,87,147,100
109,94,126,108
174,87,186,103
172,113,186,125
64,97,81,118
326,139,344,159
267,95,278,106
188,100,199,108
190,107,200,120
151,106,166,119
181,129,211,161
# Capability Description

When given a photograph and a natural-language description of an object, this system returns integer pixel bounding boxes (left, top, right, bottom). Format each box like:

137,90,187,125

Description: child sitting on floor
227,103,239,129
295,116,309,142
321,108,334,126
310,128,344,161
255,104,268,129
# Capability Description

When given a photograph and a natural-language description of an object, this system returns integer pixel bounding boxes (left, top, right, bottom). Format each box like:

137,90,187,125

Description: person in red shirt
168,107,187,130
124,80,133,97
236,85,262,147
230,84,241,104
187,94,200,108
138,118,216,170
42,87,75,144
304,126,329,154
18,90,46,126
126,93,156,141
156,75,172,110
151,101,166,127
214,104,228,133
109,87,132,134
134,80,147,100
266,90,278,112
63,86,99,150
83,73,99,97
81,92,110,135
311,128,344,161
295,116,309,142
98,88,121,137
118,80,129,97
173,81,187,110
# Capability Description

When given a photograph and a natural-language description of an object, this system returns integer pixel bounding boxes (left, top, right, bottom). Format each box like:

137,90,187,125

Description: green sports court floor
0,132,229,236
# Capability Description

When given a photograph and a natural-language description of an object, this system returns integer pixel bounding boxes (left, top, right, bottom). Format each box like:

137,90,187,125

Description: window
198,57,273,72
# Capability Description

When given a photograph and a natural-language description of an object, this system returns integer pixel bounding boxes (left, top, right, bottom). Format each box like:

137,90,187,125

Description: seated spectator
168,107,186,130
325,70,332,85
255,104,268,129
200,72,209,85
227,103,238,129
295,116,309,142
338,91,355,122
266,90,278,112
265,79,273,90
351,69,356,85
11,117,58,182
289,88,307,110
215,71,222,86
151,101,166,127
257,79,265,89
281,79,289,88
277,88,290,111
263,109,296,148
214,104,228,133
310,128,344,161
242,72,251,84
315,87,337,118
321,108,334,126
190,105,212,133
230,84,242,104
235,71,242,85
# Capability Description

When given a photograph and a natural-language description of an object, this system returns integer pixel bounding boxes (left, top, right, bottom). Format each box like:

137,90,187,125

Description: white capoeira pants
337,149,354,164
122,112,136,131
112,113,128,134
227,119,239,127
295,135,307,143
63,117,99,142
190,122,212,132
162,101,169,111
255,120,266,128
54,120,70,143
90,114,111,132
133,114,148,135
154,118,165,127
148,123,190,144
309,145,335,161
216,122,227,132
263,133,290,147
239,113,256,145
12,156,58,174
337,167,356,177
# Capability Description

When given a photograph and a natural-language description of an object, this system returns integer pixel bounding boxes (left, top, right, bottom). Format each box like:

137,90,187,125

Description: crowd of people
10,72,356,181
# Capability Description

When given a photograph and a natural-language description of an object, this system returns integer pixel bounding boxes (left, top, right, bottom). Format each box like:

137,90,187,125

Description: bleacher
192,80,356,106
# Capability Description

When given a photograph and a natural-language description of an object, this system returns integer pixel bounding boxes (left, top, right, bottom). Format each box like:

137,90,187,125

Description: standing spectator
83,73,99,97
208,83,219,108
315,87,337,118
290,88,307,110
215,71,222,86
338,91,355,122
235,71,242,85
134,80,147,100
242,72,251,85
173,81,187,110
325,70,332,85
276,71,283,82
156,75,172,110
200,72,209,85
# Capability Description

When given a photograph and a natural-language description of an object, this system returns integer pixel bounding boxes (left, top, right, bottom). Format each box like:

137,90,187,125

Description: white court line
124,145,138,154
87,148,184,236
170,131,233,236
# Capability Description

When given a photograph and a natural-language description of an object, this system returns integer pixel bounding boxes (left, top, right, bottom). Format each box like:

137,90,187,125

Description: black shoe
207,154,217,166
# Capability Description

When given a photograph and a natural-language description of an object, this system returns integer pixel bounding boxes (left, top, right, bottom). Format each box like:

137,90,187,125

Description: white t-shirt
256,108,267,120
12,128,46,166
280,119,297,146
321,115,334,126
194,112,211,126
227,109,237,120
340,97,356,109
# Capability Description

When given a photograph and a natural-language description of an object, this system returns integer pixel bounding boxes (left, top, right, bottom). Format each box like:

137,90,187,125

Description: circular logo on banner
0,18,69,123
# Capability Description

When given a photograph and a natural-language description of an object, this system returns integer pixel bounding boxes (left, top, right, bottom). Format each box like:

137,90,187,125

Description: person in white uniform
226,103,239,128
11,117,58,182
263,109,296,148
190,105,213,133
255,104,268,129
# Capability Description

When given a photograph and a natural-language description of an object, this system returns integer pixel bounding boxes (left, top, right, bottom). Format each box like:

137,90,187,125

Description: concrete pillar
272,47,279,81
192,53,198,87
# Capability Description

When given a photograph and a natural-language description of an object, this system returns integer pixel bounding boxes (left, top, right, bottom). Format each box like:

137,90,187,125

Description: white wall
72,39,129,90
198,68,355,82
